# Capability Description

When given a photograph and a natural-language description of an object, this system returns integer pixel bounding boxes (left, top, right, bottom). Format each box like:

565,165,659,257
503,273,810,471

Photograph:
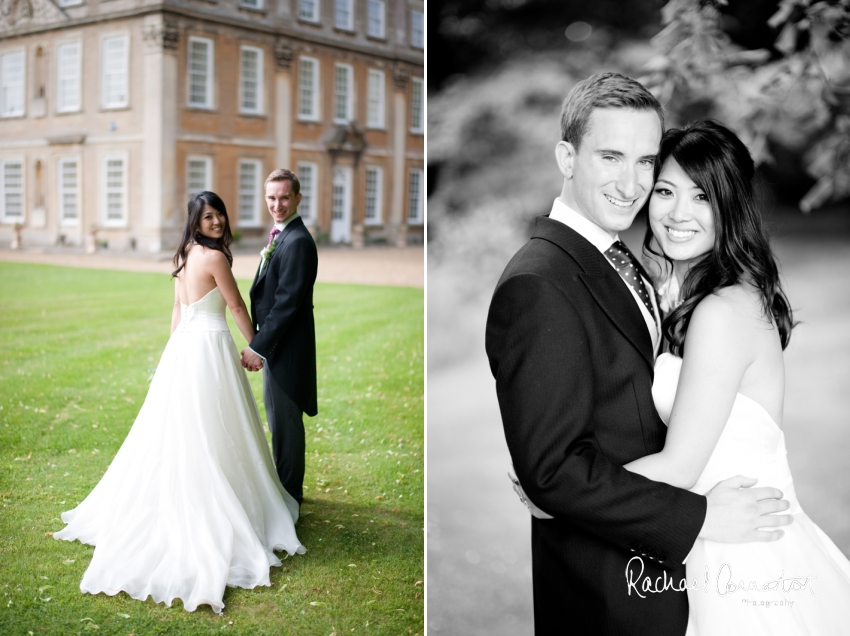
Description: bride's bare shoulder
690,284,771,343
712,284,767,318
194,244,227,261
186,243,228,269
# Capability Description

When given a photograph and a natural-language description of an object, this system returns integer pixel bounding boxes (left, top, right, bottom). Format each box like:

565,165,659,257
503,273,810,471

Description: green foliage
643,0,850,211
0,263,423,635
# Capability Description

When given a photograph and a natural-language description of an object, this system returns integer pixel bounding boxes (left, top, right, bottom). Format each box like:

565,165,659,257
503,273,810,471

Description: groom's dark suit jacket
249,216,318,417
485,216,706,636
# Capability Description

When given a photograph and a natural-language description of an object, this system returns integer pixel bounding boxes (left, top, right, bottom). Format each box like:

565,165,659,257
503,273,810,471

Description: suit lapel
249,255,263,298
533,216,654,369
580,270,654,368
255,217,304,287
256,253,270,286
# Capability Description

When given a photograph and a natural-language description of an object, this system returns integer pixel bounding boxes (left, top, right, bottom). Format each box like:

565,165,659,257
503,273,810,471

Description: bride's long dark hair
642,119,795,356
172,191,234,278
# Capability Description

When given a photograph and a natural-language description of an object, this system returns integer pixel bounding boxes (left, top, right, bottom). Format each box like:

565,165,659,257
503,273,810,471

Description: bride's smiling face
198,204,226,240
649,158,716,265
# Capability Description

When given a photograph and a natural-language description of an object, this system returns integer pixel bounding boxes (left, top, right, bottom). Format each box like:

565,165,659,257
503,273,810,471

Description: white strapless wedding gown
653,353,850,635
54,287,305,613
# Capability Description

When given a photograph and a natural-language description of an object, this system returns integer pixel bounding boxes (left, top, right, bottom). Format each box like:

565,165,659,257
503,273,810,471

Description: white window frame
1,50,25,118
411,10,424,49
364,166,383,225
237,158,263,227
299,0,320,22
366,69,385,129
101,34,129,110
297,56,320,121
331,165,353,243
58,0,83,7
57,41,82,114
367,0,386,39
239,45,264,115
333,63,353,124
334,0,353,30
410,76,424,134
101,154,128,228
186,155,213,201
58,156,81,226
187,36,214,109
296,161,317,224
408,168,423,225
239,0,263,8
0,158,25,224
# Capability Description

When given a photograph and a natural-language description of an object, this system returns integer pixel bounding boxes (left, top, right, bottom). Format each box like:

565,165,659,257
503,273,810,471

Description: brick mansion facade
0,0,424,251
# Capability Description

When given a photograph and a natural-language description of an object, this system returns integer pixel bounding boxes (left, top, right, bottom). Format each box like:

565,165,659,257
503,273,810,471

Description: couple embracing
54,169,317,614
486,73,850,635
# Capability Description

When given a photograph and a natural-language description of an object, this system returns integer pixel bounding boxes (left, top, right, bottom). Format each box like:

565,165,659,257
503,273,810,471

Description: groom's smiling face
265,179,302,225
557,107,661,236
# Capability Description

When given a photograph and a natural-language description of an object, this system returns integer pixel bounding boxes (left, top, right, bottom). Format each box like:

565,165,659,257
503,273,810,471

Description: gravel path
0,245,424,288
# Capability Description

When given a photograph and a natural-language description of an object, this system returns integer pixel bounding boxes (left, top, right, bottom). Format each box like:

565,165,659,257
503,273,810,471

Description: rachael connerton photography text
625,557,818,598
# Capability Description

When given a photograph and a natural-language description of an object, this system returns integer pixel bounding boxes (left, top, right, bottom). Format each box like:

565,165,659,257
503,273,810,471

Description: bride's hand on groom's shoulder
699,475,793,543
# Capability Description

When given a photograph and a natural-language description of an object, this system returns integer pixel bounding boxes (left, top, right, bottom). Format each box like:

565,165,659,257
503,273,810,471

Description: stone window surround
100,31,130,111
187,35,215,110
296,161,318,223
297,55,320,122
408,167,423,225
0,157,25,224
366,68,385,130
237,157,264,227
238,44,264,116
0,49,26,118
364,164,383,225
58,155,82,227
101,152,129,228
56,38,83,115
410,76,423,134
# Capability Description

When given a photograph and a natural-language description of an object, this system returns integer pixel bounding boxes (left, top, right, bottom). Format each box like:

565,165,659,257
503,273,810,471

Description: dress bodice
179,287,229,333
652,353,800,511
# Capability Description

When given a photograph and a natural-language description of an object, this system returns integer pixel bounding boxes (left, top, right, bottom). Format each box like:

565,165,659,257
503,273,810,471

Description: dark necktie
604,240,656,324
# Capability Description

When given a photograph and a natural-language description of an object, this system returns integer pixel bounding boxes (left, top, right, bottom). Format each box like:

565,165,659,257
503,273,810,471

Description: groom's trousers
263,366,305,504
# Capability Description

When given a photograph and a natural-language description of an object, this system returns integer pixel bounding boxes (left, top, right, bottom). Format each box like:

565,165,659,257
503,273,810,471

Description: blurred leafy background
427,1,850,634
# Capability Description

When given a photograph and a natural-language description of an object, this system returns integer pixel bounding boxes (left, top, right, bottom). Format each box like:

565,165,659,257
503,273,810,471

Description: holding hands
241,348,263,372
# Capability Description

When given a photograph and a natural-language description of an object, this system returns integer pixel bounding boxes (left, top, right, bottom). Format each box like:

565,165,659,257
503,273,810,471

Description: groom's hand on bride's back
699,475,793,543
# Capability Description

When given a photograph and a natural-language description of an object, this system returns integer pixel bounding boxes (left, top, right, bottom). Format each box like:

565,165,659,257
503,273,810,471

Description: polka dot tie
604,240,657,324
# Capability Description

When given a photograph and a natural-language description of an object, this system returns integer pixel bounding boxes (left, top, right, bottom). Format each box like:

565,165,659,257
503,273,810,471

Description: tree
642,0,850,211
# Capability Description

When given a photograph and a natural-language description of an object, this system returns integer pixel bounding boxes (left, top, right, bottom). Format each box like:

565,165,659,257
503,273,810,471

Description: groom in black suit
485,73,793,635
242,168,318,505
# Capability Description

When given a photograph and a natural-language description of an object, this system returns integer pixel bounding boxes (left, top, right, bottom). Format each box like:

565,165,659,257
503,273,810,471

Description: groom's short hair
560,72,664,149
264,168,301,196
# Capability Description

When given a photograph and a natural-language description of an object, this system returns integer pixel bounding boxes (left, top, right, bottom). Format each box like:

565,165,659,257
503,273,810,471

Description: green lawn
0,263,423,635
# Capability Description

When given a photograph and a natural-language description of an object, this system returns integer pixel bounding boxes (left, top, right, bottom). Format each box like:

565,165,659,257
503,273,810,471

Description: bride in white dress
623,120,850,634
54,191,305,614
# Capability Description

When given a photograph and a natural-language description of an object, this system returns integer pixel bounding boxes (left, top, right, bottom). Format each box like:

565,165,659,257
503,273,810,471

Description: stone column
274,39,294,173
391,66,409,247
141,16,179,252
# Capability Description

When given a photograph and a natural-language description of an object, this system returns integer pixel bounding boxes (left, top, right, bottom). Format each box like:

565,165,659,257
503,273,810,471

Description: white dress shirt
274,212,300,234
549,198,661,355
